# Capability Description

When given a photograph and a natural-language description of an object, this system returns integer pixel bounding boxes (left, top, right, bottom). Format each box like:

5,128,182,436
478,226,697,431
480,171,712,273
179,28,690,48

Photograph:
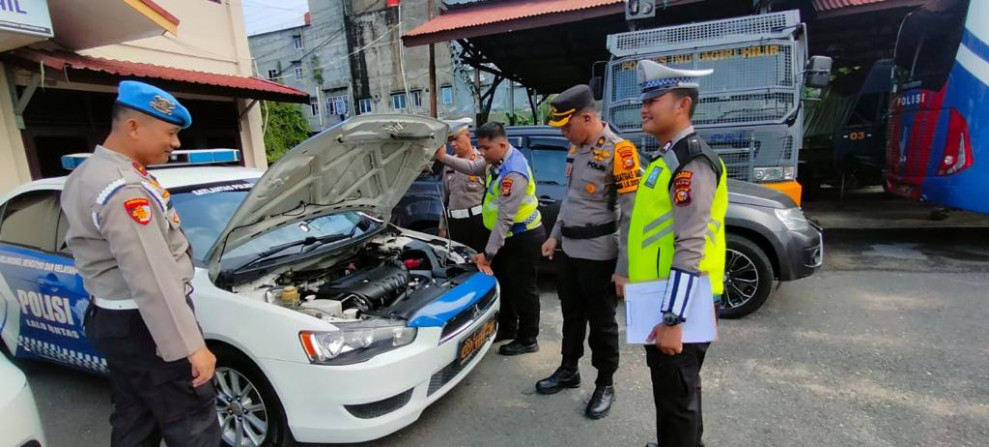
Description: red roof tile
8,48,308,103
404,0,629,45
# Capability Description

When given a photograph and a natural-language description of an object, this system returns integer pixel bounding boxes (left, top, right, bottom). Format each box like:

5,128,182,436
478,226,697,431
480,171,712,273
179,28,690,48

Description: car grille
439,287,497,342
343,388,414,419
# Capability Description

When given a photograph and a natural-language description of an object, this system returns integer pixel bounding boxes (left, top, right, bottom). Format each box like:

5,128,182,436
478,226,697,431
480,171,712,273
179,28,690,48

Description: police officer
61,81,221,446
628,60,728,447
630,61,728,447
535,85,642,419
434,121,545,354
438,118,489,253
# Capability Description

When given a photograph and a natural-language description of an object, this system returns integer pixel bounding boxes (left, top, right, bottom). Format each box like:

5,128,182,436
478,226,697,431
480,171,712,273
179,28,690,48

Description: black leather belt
560,221,618,240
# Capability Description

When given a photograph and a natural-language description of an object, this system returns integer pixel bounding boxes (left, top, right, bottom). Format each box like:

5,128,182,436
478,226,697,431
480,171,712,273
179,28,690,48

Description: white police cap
637,60,713,101
443,117,473,138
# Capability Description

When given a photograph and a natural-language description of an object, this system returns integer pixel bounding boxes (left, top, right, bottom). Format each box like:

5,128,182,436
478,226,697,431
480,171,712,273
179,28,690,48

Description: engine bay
227,230,477,322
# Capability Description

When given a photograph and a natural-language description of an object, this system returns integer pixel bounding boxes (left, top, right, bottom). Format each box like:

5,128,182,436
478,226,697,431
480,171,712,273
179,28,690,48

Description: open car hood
204,114,446,278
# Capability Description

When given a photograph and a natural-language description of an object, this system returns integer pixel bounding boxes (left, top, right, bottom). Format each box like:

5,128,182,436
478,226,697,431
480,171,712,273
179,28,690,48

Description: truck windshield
893,0,969,91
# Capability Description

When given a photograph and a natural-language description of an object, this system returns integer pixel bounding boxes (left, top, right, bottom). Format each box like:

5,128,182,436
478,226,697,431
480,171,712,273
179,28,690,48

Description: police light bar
61,149,242,171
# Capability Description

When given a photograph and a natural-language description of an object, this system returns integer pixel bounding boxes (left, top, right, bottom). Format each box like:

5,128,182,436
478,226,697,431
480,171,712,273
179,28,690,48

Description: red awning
813,0,924,17
5,48,309,103
403,0,630,47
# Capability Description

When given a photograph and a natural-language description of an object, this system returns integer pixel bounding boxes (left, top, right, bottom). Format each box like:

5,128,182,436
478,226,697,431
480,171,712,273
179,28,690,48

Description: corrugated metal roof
8,48,309,103
405,0,625,38
813,0,890,12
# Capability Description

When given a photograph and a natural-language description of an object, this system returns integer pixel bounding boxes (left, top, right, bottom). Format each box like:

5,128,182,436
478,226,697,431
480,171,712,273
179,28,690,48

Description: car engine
229,232,476,322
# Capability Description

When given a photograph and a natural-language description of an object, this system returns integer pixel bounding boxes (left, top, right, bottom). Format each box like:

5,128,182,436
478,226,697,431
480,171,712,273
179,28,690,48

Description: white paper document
624,277,718,344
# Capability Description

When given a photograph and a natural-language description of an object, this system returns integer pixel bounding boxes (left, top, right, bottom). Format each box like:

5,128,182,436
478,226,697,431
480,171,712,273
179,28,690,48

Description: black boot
584,385,615,419
535,366,581,394
498,339,539,356
644,443,658,447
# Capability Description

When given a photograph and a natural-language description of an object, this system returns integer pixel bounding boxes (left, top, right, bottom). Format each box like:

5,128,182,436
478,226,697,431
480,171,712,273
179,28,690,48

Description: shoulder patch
614,140,642,194
124,198,153,225
501,177,514,197
673,170,693,207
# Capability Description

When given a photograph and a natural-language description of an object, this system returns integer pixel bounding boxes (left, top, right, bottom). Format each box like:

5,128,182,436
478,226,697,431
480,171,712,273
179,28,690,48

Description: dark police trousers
85,304,221,447
645,342,710,447
490,225,545,343
448,213,490,254
556,250,619,386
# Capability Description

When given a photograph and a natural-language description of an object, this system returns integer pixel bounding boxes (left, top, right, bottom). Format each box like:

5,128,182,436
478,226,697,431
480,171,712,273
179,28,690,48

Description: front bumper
776,220,823,281
261,298,499,444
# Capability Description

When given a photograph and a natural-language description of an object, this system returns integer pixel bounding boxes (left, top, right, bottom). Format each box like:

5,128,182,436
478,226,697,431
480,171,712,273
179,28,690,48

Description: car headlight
774,207,810,231
754,167,796,182
299,320,417,365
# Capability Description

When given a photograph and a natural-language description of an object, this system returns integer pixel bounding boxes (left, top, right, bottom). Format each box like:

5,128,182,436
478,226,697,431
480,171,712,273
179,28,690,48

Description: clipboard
624,277,717,344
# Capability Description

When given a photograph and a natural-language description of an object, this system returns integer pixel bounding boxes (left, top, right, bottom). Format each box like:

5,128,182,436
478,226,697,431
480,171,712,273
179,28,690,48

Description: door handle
538,196,556,206
37,276,61,292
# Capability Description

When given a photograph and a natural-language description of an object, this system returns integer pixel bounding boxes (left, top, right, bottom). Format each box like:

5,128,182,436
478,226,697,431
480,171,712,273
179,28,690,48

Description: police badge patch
125,198,153,225
674,170,693,206
501,178,514,197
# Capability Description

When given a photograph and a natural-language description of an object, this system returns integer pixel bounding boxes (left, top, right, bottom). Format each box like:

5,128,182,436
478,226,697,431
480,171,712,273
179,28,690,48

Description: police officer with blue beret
62,81,221,446
630,61,728,447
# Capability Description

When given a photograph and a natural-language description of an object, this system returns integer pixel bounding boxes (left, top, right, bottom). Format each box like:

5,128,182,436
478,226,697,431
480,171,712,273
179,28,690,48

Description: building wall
0,0,271,195
80,0,269,170
249,0,354,133
342,0,463,118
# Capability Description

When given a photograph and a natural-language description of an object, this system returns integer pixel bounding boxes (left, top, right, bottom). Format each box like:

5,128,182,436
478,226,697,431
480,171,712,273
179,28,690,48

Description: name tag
645,166,662,189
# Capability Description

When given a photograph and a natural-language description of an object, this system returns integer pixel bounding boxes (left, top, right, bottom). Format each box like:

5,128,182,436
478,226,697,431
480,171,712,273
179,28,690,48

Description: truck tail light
938,109,973,176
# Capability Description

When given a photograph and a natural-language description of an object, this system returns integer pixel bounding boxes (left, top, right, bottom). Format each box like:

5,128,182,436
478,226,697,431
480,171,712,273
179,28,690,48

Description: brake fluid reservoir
280,286,300,307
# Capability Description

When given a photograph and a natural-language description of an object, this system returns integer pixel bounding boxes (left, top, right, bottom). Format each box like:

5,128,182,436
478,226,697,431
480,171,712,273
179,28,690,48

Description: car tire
721,235,774,319
213,346,295,447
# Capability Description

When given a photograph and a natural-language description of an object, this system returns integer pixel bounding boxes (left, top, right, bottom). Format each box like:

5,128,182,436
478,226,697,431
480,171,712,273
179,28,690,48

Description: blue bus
886,0,989,213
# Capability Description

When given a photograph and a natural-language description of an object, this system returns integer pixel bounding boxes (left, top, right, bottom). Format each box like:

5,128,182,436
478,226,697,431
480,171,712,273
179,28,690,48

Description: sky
242,0,309,36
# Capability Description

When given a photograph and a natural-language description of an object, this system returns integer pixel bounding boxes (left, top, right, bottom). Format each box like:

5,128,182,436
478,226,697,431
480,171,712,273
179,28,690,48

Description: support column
0,64,34,195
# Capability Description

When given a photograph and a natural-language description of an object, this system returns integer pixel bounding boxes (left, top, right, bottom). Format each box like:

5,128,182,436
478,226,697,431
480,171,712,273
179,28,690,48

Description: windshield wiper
238,233,352,271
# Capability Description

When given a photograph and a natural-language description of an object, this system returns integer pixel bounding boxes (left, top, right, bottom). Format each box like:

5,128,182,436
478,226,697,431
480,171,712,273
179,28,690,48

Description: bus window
893,0,970,90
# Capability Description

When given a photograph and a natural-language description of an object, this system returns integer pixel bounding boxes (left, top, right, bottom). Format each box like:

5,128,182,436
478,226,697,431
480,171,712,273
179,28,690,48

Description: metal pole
428,0,437,118
508,80,515,125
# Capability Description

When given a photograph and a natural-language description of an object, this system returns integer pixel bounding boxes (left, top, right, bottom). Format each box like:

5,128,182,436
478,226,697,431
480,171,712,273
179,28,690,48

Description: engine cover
318,261,409,308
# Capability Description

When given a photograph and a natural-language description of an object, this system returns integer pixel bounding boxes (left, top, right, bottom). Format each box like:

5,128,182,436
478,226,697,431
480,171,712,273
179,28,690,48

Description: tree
262,101,310,163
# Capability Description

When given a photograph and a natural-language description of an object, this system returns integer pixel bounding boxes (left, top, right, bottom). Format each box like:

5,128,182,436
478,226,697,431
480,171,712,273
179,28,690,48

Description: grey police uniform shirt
61,146,203,362
662,125,719,274
439,148,485,231
441,147,531,257
550,124,640,276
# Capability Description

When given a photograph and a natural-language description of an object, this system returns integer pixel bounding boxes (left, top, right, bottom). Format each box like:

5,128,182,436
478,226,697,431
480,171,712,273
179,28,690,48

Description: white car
0,354,46,447
0,115,499,445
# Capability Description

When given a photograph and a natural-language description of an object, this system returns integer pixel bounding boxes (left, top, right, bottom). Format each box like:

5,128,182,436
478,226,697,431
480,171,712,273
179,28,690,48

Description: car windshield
170,180,378,265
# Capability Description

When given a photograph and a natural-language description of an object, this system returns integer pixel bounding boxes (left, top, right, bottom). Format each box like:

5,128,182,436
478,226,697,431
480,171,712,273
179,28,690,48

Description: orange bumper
761,180,802,206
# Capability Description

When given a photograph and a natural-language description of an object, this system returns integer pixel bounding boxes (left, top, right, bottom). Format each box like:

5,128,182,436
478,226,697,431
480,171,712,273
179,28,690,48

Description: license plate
458,315,497,365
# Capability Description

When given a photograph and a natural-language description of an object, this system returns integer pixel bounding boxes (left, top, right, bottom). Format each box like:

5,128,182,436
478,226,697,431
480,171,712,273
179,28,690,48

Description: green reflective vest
481,148,541,235
627,142,728,295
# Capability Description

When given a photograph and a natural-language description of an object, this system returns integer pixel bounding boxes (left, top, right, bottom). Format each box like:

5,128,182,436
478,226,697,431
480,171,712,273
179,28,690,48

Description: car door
0,188,104,374
525,136,571,233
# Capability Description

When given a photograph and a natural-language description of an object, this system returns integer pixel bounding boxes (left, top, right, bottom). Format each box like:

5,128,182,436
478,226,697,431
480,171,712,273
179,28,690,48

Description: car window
0,190,60,252
169,181,255,262
527,137,571,186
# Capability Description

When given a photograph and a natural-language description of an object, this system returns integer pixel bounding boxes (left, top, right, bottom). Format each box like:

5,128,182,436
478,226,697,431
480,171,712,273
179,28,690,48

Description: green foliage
311,55,324,87
262,101,310,163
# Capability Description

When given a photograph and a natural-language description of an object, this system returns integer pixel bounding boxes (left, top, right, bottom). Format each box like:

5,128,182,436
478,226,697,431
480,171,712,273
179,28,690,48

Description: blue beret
115,80,192,129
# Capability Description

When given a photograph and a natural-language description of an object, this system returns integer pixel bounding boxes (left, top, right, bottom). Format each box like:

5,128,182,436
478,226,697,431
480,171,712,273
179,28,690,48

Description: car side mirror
589,76,604,101
805,56,833,89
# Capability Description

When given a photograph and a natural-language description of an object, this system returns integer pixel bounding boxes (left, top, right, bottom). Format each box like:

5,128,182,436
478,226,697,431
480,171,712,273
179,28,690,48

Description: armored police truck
599,10,830,205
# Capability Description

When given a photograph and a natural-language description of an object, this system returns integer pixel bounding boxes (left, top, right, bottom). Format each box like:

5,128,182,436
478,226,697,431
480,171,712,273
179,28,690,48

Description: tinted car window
528,137,571,186
0,190,60,252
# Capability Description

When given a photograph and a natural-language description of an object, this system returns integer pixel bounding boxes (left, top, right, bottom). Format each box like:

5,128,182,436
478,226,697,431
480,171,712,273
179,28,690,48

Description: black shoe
498,340,539,356
585,385,615,419
645,443,658,447
493,331,517,343
535,366,581,394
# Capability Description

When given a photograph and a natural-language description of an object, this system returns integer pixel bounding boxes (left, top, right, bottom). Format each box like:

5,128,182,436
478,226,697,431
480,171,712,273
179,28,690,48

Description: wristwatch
662,312,684,327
